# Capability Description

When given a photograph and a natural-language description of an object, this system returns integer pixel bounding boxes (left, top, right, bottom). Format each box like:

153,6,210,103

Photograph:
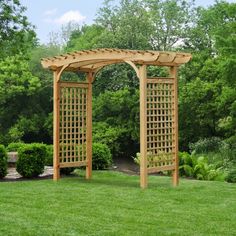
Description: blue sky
20,0,234,44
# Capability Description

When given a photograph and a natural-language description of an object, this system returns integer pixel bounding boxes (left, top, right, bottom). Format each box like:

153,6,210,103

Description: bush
189,137,222,154
0,145,8,178
6,142,25,152
45,144,53,166
92,143,112,170
225,169,236,183
179,152,225,181
16,143,47,178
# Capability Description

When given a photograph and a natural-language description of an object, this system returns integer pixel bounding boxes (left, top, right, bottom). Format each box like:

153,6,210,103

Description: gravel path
2,157,138,181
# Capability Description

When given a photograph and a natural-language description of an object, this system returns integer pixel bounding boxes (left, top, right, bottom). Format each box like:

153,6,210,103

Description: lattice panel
59,83,88,166
146,79,175,169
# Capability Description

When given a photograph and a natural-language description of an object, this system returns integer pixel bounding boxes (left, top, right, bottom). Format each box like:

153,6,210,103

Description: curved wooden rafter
41,48,192,73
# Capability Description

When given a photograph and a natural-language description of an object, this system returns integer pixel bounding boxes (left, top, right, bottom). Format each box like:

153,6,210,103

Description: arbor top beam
41,48,191,72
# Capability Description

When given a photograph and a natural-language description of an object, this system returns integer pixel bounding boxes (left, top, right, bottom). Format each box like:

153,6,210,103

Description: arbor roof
41,48,191,72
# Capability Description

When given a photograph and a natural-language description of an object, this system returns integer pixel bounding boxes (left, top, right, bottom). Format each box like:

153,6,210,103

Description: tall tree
179,1,236,149
0,0,36,58
0,0,40,144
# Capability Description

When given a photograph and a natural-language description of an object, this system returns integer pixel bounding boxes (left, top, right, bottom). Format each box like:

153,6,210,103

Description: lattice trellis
146,78,175,172
59,82,88,167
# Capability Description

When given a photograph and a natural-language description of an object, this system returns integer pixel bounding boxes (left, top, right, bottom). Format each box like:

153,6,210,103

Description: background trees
0,0,235,164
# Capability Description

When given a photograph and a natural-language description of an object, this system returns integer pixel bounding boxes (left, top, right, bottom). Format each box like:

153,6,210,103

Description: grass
0,171,236,236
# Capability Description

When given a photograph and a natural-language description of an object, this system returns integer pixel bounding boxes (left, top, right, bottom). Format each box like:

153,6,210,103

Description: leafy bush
45,144,53,166
92,143,112,170
179,152,225,181
92,88,140,159
189,137,222,154
225,169,236,183
93,122,126,158
6,142,25,152
16,143,47,178
0,145,8,178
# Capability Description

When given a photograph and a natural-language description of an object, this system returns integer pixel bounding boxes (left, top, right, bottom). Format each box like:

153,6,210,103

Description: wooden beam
124,60,140,78
139,65,148,189
60,161,87,168
53,70,60,181
60,81,89,88
148,165,175,174
86,72,93,179
170,66,179,187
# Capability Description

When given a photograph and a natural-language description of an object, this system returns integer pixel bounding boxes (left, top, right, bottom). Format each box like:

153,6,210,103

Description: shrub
189,137,222,154
179,152,225,181
179,152,196,177
16,143,47,178
0,145,8,178
45,145,53,166
6,142,25,152
92,143,112,170
225,169,236,183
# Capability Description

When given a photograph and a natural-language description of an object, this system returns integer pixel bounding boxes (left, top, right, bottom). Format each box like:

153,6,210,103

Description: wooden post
86,72,93,179
170,66,179,186
53,70,60,180
139,65,148,189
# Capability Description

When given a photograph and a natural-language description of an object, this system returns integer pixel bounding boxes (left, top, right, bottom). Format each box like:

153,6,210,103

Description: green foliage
93,88,139,158
93,122,125,157
179,152,226,181
0,0,36,58
0,55,40,105
16,143,46,178
96,0,195,50
189,137,222,154
6,142,25,152
65,24,104,51
92,143,112,170
45,144,53,166
0,145,8,178
225,169,236,183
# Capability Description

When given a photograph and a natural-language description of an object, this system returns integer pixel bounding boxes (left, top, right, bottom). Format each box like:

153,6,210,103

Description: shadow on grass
63,171,174,189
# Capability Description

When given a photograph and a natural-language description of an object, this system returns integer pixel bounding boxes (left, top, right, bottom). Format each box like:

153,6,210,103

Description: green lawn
0,171,235,236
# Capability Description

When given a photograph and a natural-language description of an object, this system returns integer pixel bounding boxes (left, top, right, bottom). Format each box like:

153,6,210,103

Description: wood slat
60,161,87,168
147,165,175,173
60,82,89,88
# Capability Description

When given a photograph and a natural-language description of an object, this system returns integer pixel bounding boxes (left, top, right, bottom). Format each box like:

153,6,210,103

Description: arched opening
41,49,191,188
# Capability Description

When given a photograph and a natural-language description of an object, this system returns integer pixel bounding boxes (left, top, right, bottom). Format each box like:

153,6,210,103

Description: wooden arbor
41,49,191,188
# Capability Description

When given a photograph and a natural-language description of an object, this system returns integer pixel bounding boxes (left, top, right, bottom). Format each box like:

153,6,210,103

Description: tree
96,0,152,49
0,0,36,58
0,55,41,144
179,1,236,150
145,0,196,50
96,0,196,50
65,24,104,51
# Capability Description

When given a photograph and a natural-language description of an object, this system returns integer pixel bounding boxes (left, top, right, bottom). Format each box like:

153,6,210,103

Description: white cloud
54,10,86,25
44,8,58,16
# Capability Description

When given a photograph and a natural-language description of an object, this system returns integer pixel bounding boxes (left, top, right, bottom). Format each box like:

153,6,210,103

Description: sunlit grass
0,171,235,236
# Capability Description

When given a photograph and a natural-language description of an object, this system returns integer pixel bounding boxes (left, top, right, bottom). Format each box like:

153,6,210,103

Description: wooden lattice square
146,79,175,169
59,83,88,165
